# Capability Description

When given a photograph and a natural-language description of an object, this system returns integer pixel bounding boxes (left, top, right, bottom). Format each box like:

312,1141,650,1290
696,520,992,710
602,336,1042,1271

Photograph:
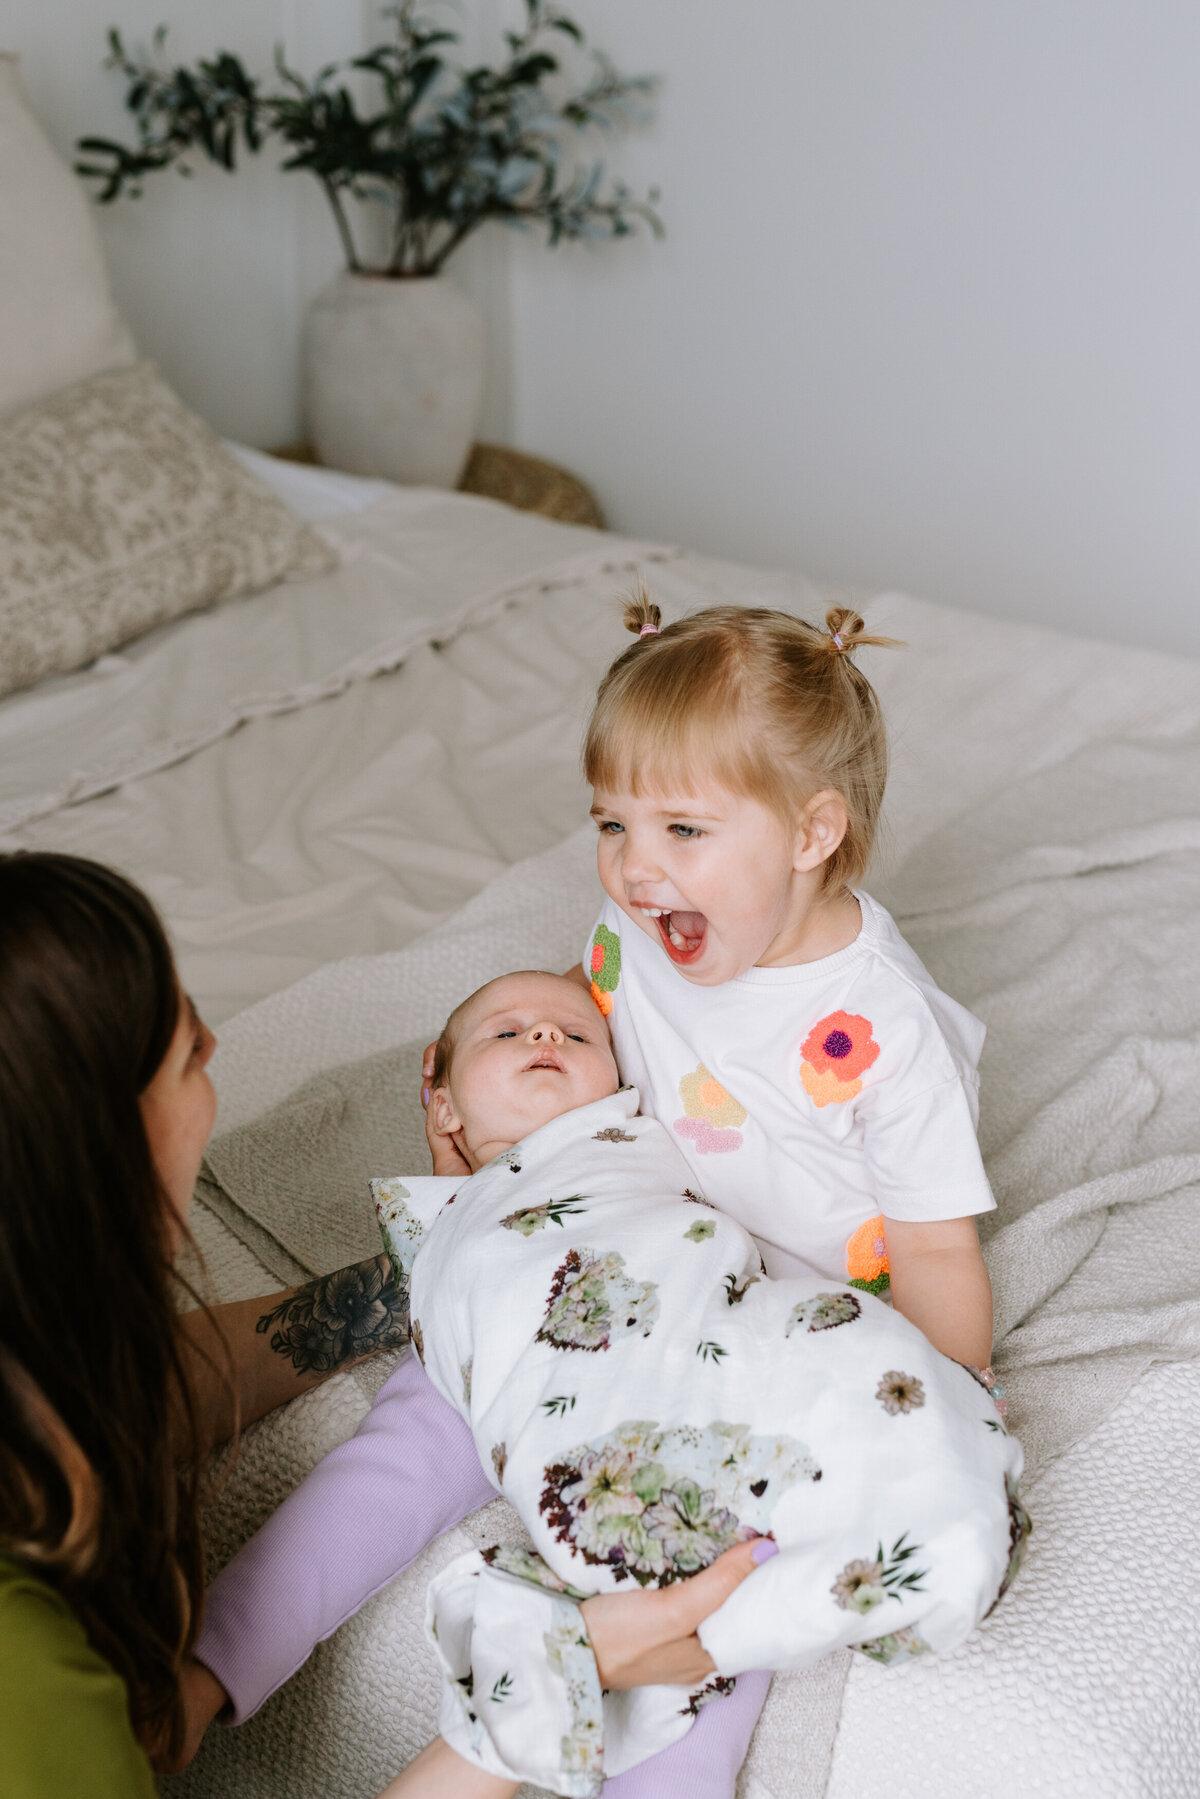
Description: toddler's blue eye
497,1030,517,1038
597,820,624,835
670,824,700,838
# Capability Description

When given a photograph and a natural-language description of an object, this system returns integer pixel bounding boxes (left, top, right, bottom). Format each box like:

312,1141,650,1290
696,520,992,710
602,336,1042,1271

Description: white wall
6,0,512,445
9,2,1199,651
502,1,1200,654
6,0,377,447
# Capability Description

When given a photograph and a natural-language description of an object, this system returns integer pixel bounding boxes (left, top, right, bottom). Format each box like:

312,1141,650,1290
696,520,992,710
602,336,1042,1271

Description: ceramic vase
303,272,485,487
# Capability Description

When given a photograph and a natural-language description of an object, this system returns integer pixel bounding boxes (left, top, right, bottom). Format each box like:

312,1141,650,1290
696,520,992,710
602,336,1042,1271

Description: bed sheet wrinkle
0,470,648,835
12,572,629,1023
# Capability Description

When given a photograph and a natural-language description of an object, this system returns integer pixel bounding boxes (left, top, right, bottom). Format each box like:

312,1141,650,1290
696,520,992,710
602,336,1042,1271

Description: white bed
5,446,1199,1799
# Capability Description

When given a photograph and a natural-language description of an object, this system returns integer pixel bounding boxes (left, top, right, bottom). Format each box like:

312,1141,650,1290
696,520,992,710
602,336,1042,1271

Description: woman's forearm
178,1253,409,1446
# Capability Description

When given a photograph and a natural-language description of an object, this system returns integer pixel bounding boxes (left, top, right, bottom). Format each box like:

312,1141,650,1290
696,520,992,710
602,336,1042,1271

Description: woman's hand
580,1538,773,1689
421,1041,471,1178
163,1658,229,1772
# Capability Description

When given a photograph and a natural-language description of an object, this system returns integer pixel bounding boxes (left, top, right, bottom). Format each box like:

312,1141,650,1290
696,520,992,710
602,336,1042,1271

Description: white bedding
176,670,1200,1799
8,451,1200,1797
2,457,657,1022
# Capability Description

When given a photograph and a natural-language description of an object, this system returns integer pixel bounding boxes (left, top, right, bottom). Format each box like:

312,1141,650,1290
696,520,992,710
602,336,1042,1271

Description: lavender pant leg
196,1354,494,1722
601,1669,771,1799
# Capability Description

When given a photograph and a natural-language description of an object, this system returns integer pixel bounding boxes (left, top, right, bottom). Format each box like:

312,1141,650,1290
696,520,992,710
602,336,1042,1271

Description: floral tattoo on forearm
256,1253,409,1375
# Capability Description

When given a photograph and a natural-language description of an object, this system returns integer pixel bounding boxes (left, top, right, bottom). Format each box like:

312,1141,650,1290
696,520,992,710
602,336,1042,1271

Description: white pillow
0,53,136,420
0,361,336,699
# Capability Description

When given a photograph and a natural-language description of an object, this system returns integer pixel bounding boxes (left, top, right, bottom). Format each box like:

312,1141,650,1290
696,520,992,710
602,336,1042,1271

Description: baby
374,969,1027,1799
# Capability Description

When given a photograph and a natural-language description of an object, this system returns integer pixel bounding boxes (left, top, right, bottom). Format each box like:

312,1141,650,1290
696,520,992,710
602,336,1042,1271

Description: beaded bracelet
970,1364,1009,1418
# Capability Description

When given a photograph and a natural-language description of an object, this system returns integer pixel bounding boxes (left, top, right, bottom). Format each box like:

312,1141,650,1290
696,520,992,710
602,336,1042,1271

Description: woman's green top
0,1555,157,1797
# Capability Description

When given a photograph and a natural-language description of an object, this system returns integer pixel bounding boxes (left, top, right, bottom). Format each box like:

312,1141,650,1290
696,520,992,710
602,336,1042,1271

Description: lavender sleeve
195,1353,495,1723
196,1353,769,1797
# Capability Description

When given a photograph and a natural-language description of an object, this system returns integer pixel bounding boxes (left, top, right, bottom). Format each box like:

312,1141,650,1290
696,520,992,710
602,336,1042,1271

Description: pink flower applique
675,1116,743,1154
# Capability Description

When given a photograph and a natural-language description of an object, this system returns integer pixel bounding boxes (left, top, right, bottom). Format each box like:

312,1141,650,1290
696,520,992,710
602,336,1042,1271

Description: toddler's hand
421,1042,471,1178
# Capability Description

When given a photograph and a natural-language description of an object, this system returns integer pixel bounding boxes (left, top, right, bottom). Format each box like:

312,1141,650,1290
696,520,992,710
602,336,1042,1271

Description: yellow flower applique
673,1063,746,1154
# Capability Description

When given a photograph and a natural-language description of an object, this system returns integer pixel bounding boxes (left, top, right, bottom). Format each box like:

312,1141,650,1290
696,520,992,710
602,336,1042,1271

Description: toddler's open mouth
524,1050,565,1073
640,907,707,966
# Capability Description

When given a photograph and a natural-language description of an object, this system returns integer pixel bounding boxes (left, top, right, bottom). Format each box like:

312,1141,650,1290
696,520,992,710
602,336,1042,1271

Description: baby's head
428,970,619,1171
584,593,898,985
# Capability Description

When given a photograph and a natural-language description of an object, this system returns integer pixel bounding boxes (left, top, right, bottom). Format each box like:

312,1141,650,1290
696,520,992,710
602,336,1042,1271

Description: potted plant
78,1,661,486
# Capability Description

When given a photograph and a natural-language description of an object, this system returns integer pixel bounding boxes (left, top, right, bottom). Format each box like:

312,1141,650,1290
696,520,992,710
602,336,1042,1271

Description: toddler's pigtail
623,581,663,641
824,606,903,658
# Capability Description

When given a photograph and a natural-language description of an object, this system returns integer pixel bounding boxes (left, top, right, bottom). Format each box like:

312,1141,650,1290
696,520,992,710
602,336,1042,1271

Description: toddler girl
580,597,995,1364
371,970,1022,1798
192,600,1000,1793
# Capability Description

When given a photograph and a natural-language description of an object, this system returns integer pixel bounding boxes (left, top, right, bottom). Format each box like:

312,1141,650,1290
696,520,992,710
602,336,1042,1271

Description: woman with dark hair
0,851,409,1793
0,852,757,1797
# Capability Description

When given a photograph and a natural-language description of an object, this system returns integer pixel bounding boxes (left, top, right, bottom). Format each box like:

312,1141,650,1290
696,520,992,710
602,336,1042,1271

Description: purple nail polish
421,1087,430,1108
751,1538,778,1566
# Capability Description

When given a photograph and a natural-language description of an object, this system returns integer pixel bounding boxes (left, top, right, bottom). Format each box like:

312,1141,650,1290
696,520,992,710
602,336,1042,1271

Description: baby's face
436,972,619,1163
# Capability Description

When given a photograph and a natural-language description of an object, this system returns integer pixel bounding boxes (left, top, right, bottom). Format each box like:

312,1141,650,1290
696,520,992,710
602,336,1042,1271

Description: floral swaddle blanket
374,1089,1027,1798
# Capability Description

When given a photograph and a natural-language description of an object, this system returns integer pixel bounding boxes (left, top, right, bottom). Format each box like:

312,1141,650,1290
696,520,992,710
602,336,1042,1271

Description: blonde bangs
584,628,799,818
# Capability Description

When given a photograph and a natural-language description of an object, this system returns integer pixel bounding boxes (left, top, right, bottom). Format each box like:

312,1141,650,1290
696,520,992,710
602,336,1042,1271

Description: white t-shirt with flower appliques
584,891,995,1287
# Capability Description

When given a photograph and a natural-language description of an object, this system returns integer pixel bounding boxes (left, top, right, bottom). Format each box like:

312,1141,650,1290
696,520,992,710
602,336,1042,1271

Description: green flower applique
589,922,621,1017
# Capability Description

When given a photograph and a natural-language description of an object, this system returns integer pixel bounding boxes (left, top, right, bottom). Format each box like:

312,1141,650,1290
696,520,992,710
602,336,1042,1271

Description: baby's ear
429,1086,462,1138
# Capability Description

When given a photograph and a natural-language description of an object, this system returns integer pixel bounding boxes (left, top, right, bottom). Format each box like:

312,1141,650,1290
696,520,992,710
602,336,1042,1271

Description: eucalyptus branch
424,210,487,275
321,176,363,272
77,3,662,278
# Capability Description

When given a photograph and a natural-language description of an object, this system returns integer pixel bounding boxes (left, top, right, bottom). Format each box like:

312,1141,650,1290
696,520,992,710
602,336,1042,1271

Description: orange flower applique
674,1063,746,1154
846,1214,890,1295
799,1010,880,1107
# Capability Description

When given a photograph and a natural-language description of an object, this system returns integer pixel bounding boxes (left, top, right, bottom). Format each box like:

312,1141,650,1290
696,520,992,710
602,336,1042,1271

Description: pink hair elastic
639,622,659,637
831,631,844,649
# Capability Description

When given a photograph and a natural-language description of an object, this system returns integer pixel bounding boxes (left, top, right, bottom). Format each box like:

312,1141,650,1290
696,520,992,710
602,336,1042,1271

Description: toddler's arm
884,1214,993,1367
193,1352,495,1723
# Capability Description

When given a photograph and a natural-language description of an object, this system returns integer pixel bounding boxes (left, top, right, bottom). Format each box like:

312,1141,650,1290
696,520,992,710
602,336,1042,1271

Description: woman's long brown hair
0,852,207,1766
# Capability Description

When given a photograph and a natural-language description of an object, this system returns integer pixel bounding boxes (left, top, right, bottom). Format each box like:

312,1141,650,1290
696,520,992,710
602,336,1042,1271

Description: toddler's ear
794,788,848,871
429,1086,462,1138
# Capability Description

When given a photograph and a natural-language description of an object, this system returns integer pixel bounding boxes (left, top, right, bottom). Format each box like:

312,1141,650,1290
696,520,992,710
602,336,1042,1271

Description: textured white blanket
170,591,1200,1799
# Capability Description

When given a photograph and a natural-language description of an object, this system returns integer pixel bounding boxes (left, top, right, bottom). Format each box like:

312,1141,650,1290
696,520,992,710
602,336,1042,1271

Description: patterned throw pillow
0,361,336,698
